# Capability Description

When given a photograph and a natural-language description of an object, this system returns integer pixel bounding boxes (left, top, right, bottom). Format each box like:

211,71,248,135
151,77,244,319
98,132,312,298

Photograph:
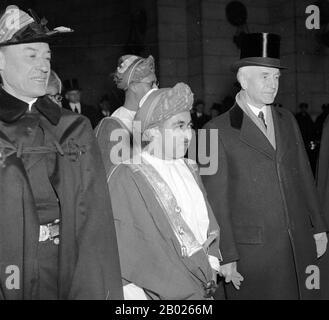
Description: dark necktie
258,111,267,130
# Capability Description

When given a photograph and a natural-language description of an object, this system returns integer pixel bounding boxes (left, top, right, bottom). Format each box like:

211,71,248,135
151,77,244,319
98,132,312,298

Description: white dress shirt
248,103,267,126
69,102,81,114
28,98,37,112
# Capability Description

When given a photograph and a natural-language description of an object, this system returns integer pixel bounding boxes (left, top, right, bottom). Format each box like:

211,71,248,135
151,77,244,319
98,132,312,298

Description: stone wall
2,0,328,115
157,0,329,115
1,0,158,108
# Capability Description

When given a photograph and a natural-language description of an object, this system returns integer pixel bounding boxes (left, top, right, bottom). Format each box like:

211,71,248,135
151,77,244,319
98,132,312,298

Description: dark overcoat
202,103,327,300
0,90,123,300
317,116,329,299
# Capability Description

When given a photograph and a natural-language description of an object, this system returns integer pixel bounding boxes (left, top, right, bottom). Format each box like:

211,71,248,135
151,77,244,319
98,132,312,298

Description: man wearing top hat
201,33,328,299
0,5,122,299
95,54,158,177
62,78,102,128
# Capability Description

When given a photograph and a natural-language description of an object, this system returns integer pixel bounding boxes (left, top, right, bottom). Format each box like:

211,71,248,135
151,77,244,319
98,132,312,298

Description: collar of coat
230,90,283,130
0,88,61,125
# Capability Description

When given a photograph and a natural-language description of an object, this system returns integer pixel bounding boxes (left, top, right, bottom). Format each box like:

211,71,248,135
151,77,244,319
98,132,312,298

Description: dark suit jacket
202,102,327,300
63,102,103,129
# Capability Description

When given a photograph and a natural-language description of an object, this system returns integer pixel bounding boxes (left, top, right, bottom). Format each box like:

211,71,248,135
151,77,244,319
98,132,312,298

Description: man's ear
239,73,248,90
143,127,159,141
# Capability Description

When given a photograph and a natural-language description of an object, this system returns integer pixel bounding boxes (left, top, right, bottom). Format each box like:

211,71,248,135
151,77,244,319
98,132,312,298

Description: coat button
53,238,60,245
175,206,181,213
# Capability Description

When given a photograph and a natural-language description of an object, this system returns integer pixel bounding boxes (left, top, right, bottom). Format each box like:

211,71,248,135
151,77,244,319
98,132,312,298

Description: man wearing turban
107,83,242,299
95,54,157,177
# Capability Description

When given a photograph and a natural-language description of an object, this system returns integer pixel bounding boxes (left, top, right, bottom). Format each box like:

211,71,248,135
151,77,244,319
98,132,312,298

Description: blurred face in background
47,85,63,107
0,42,51,102
46,70,63,107
195,103,205,114
211,108,220,119
66,90,81,103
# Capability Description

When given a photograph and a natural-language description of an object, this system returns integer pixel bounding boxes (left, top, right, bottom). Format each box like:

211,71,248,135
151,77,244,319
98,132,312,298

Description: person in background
62,78,103,128
98,94,112,117
95,55,158,177
191,99,210,130
210,103,222,119
46,70,63,107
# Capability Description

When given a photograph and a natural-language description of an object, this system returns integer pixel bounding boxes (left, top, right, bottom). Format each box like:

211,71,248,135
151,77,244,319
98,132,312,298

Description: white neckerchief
248,103,267,125
139,88,158,108
111,106,136,133
69,102,81,114
28,98,37,112
141,151,209,245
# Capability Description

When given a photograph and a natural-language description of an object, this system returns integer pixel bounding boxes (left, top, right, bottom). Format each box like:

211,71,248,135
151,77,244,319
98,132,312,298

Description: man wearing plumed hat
201,33,328,299
0,5,122,299
107,83,243,299
95,54,157,177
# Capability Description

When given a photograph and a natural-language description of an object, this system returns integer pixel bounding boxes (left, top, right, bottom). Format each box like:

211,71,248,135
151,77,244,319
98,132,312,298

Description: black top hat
232,33,287,71
63,79,81,92
0,5,73,47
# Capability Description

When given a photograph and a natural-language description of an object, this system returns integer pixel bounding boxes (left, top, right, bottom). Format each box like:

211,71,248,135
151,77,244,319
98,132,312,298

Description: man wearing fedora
0,5,122,300
202,33,328,299
62,78,102,128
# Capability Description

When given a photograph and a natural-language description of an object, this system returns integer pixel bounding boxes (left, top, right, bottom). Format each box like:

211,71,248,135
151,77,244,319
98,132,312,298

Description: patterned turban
114,55,157,91
134,82,194,134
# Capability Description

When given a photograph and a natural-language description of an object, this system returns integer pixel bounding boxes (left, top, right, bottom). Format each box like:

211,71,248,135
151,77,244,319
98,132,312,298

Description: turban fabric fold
114,55,156,90
134,82,193,134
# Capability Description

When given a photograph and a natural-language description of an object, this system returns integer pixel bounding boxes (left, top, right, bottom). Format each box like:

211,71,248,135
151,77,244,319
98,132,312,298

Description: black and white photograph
0,0,329,310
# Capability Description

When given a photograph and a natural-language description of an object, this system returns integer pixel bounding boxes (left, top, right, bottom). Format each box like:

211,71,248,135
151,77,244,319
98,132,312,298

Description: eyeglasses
48,94,63,103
